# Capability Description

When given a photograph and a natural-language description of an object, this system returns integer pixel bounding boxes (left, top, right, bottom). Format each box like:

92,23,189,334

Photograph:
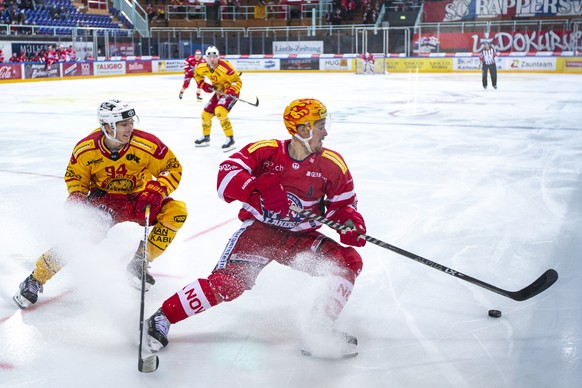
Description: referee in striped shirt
480,42,498,89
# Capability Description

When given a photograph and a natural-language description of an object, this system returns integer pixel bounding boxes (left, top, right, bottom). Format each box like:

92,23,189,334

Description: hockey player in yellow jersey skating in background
194,46,242,152
13,99,188,309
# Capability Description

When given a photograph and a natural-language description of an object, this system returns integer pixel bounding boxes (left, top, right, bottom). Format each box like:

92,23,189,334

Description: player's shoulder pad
71,128,101,159
196,61,210,72
247,139,279,153
130,129,169,158
321,149,348,174
217,59,237,75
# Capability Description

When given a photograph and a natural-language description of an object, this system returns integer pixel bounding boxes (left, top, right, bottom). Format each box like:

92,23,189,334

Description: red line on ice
182,218,237,242
0,169,61,179
0,290,73,323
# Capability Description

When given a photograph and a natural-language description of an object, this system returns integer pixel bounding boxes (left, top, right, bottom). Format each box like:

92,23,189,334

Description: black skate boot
13,274,43,309
194,135,210,147
221,136,236,152
147,308,171,352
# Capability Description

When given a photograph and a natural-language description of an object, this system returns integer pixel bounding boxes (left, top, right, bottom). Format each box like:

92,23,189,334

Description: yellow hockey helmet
283,98,328,136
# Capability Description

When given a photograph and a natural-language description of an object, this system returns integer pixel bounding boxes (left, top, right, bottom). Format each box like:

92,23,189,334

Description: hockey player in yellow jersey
13,99,188,309
194,46,242,152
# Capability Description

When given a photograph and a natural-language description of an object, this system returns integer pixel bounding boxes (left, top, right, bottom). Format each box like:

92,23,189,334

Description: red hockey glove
253,173,289,215
224,87,237,96
201,82,213,93
330,207,367,247
135,181,167,221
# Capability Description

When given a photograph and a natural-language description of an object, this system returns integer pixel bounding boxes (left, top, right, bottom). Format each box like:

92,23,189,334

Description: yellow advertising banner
559,57,582,74
386,58,453,72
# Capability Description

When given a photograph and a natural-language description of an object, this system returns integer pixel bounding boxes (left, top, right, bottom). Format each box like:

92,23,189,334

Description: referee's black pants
482,64,497,88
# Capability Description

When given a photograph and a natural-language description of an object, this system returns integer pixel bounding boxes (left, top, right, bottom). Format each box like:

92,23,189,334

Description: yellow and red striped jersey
64,128,182,197
194,59,242,94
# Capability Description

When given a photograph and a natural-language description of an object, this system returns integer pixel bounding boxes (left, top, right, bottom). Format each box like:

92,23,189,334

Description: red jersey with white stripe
44,49,58,66
217,139,358,233
66,47,77,61
183,55,205,77
362,53,374,63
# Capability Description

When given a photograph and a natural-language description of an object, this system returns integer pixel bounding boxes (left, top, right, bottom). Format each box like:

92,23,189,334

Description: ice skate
300,326,358,359
126,241,155,291
221,136,236,152
195,135,210,147
178,90,184,99
196,95,203,102
147,308,170,352
13,274,43,309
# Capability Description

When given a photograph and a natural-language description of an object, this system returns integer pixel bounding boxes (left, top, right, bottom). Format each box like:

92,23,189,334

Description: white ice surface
0,72,581,387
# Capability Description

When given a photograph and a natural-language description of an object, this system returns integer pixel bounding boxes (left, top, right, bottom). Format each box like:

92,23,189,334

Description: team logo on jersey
262,193,303,229
292,163,299,170
126,154,141,163
165,158,181,169
104,178,135,192
65,167,82,180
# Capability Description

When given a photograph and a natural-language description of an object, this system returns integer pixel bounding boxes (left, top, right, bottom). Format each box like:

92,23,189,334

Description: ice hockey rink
0,70,581,388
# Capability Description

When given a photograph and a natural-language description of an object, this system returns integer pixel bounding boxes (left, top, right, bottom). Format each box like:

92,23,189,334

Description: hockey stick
211,88,259,107
289,205,558,302
138,205,159,373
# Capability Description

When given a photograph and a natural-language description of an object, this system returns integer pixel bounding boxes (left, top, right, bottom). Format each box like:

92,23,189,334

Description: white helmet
205,46,219,57
97,99,137,143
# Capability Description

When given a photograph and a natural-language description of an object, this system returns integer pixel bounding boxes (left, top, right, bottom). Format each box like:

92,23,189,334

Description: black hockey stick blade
506,269,559,301
233,94,259,107
289,205,559,302
138,355,159,373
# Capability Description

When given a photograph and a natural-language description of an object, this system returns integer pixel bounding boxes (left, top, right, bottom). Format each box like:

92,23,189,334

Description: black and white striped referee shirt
481,48,496,65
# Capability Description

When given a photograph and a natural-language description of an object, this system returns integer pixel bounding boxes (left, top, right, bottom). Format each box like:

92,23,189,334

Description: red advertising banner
63,61,94,77
125,61,152,74
415,30,581,53
0,63,23,80
423,0,582,22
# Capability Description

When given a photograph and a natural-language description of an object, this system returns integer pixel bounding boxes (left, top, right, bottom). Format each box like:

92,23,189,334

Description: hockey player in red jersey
66,45,77,61
146,98,366,358
13,50,27,62
179,49,205,101
362,52,375,74
43,45,58,70
13,99,188,309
